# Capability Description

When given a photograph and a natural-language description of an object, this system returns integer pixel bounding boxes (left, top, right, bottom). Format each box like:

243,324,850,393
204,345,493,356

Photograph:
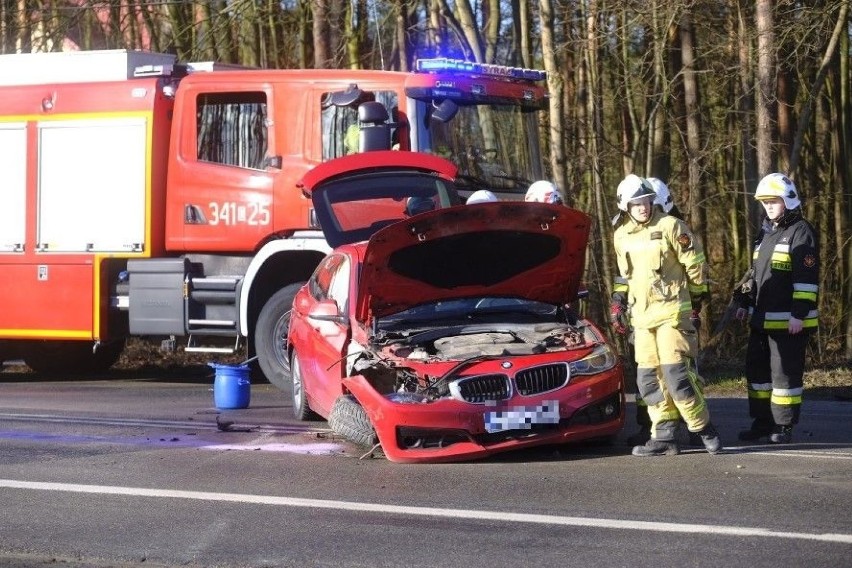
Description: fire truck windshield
425,102,543,197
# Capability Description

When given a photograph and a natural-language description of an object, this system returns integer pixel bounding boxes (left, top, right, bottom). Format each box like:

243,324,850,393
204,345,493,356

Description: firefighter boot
738,419,774,443
626,426,651,446
698,423,722,454
631,439,680,457
769,425,793,444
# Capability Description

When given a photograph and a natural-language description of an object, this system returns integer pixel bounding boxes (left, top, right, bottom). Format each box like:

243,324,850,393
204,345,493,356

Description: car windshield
380,297,557,326
427,104,542,196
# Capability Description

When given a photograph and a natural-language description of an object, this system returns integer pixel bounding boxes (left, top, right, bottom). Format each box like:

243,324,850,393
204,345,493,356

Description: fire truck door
167,88,277,252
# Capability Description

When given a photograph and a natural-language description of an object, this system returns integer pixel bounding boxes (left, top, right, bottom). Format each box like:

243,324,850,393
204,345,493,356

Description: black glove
690,309,701,331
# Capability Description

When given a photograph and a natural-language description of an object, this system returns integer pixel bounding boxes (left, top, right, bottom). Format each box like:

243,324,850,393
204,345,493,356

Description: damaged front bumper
342,366,625,463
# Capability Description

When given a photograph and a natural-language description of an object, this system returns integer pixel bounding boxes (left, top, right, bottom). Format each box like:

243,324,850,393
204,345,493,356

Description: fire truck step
185,334,239,354
188,319,235,327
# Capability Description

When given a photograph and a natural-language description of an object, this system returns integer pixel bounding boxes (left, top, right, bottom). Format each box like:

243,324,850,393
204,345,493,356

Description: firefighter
466,189,498,204
611,174,721,456
525,180,564,204
615,176,704,446
736,173,819,444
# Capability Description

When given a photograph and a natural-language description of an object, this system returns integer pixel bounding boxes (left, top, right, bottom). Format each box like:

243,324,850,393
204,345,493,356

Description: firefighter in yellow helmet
736,173,819,444
611,174,721,456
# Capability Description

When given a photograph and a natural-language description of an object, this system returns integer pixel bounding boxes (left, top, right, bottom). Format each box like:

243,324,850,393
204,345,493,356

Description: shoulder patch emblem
803,254,816,268
677,233,693,250
650,231,663,240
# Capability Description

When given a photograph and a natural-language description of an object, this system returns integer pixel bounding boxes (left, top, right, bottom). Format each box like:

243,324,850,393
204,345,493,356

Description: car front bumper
343,365,625,463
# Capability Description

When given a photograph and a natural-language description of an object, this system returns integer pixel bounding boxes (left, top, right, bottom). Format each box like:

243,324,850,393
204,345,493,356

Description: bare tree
754,0,775,176
539,0,567,198
312,0,332,68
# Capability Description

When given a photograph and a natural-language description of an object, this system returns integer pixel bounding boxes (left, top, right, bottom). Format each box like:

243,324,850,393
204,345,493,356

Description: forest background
2,0,850,374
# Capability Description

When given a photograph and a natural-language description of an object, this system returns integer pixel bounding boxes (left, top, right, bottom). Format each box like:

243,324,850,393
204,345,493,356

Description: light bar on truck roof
415,58,546,82
134,64,173,77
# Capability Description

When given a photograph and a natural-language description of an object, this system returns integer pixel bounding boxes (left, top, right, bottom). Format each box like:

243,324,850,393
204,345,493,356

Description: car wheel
290,349,318,421
255,282,305,392
328,395,378,447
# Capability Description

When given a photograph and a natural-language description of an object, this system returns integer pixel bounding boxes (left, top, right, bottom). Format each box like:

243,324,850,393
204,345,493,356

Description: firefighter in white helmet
466,189,498,204
611,174,720,456
525,180,564,204
646,177,681,217
615,176,704,446
736,173,819,444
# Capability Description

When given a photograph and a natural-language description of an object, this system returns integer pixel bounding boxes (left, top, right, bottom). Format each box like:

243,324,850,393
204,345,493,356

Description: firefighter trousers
745,331,807,427
634,323,709,441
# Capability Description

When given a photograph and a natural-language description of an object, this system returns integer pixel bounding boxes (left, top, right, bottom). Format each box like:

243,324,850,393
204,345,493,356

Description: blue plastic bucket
210,363,251,409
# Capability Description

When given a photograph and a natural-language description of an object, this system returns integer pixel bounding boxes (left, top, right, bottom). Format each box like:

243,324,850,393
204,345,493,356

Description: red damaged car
287,153,624,463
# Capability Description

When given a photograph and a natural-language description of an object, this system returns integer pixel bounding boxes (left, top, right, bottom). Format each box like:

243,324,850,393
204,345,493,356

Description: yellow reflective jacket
613,209,708,329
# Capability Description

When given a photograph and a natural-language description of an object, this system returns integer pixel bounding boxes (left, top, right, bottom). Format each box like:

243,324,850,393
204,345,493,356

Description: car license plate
484,400,560,433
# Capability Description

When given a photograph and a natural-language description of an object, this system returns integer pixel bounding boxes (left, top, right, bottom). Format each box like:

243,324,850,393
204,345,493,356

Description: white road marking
201,442,344,454
723,446,852,459
1,479,850,544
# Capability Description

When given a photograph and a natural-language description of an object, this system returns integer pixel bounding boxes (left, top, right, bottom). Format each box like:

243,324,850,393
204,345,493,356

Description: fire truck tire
23,339,125,375
290,349,319,421
328,395,379,448
255,282,305,392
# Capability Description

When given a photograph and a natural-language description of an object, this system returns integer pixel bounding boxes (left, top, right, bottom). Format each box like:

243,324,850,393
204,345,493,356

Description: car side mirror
308,299,347,325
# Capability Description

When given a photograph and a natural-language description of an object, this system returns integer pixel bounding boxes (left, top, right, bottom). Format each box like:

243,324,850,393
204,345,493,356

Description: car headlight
568,344,617,376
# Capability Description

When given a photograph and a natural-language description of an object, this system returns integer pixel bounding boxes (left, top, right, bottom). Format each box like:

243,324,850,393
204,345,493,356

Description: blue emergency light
415,58,546,82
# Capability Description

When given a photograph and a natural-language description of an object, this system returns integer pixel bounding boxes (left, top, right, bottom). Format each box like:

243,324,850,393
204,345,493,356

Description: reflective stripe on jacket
613,209,707,329
749,211,819,332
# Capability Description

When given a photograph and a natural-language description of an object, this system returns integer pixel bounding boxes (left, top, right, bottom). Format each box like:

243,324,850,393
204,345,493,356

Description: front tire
328,395,378,447
290,349,318,421
255,282,305,392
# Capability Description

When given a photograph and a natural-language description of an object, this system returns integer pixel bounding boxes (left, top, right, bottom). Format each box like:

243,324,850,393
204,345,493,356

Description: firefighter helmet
647,177,674,213
754,173,801,209
616,174,656,211
525,180,563,204
405,196,435,216
466,189,498,204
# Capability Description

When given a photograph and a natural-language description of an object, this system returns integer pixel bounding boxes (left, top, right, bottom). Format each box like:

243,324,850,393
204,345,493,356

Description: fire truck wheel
22,339,125,375
255,282,305,392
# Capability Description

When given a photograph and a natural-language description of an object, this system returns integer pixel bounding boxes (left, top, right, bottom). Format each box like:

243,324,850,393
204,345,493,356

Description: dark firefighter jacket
749,209,819,332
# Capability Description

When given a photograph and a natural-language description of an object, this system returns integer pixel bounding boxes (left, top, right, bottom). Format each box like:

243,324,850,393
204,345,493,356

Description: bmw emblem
501,361,513,369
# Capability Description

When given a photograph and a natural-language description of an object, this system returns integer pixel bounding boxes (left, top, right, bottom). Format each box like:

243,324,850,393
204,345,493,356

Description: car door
291,253,352,416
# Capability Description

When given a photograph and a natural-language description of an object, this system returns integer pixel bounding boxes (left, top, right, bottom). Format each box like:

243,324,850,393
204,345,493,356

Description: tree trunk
453,0,484,62
680,11,704,236
312,0,331,68
736,0,759,243
395,0,409,71
484,0,500,63
754,0,775,176
539,0,567,199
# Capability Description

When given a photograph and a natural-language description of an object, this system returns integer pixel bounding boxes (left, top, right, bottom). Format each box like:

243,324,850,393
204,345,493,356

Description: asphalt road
1,368,850,568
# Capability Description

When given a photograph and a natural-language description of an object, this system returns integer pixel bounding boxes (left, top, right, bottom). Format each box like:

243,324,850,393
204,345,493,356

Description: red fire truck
0,49,548,389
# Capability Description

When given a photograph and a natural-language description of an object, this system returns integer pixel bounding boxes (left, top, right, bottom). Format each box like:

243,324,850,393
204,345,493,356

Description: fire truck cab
0,49,548,389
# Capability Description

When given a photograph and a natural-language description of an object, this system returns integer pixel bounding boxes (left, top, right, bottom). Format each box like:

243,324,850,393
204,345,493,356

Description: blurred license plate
484,400,560,433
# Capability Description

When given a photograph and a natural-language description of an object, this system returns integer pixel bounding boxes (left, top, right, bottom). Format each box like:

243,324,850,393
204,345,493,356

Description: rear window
312,170,459,247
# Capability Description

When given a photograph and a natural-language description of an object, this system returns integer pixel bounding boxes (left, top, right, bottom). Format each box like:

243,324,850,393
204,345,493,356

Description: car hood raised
357,201,591,322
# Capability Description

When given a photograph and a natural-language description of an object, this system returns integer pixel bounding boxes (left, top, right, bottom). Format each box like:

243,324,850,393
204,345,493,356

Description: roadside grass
5,338,851,402
700,361,852,400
